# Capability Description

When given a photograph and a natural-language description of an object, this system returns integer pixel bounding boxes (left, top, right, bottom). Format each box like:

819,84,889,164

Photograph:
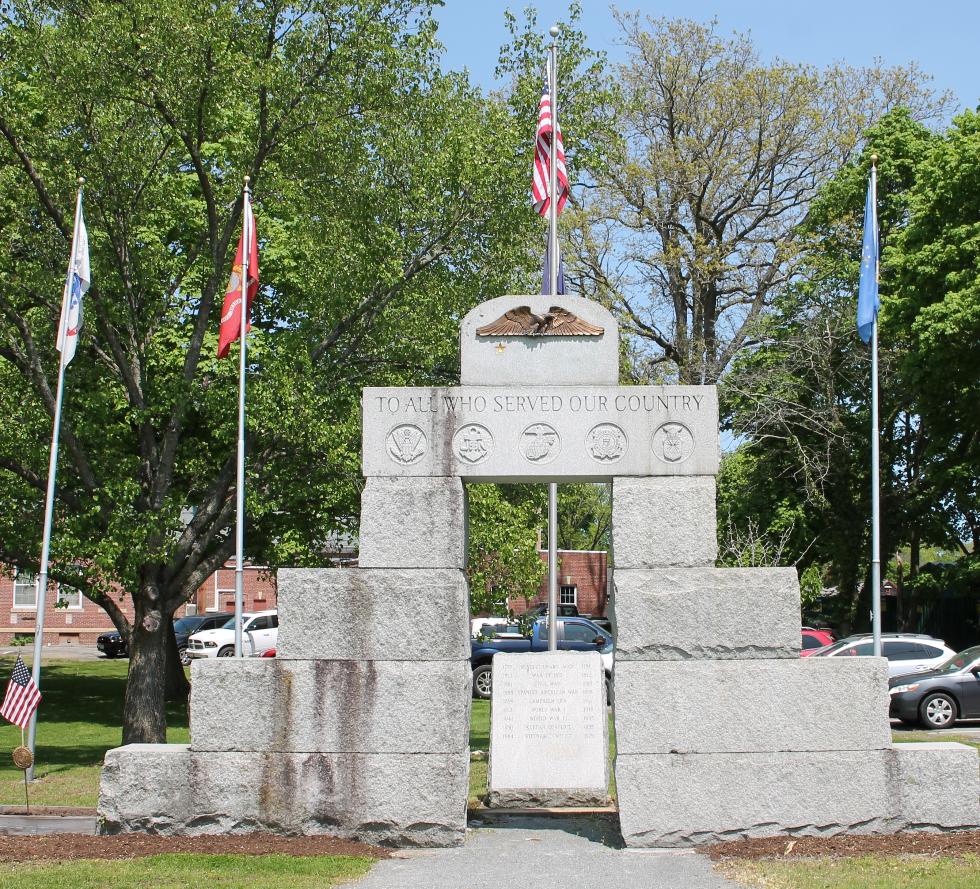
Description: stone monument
487,651,609,807
98,292,979,847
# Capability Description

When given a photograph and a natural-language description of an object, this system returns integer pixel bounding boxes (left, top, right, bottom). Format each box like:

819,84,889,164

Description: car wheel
473,665,493,699
103,651,116,659
919,692,957,729
217,646,235,658
178,646,191,666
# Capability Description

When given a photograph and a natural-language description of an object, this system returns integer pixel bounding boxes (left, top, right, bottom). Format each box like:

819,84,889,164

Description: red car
801,628,835,657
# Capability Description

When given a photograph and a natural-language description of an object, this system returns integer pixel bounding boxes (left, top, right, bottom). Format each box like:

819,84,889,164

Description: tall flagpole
547,25,560,653
869,157,882,658
26,178,85,782
234,178,251,658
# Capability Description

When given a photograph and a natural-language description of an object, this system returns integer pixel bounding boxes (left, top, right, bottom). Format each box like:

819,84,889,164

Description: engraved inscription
520,423,561,464
386,424,427,465
490,655,606,792
586,423,627,462
453,423,493,464
371,391,706,416
652,421,694,464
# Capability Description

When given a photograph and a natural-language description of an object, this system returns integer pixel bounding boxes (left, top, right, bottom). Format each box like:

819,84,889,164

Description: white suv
810,633,956,678
186,610,278,659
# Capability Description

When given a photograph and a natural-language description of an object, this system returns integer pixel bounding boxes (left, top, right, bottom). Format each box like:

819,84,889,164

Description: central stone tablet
487,651,609,807
362,385,719,481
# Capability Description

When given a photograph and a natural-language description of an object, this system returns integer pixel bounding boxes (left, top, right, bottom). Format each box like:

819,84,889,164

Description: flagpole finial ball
77,176,85,186
549,25,560,38
870,154,878,165
244,175,251,185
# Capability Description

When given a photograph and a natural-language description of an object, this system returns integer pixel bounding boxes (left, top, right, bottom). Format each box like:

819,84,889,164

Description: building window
56,584,83,610
212,572,235,612
13,571,37,609
559,584,577,606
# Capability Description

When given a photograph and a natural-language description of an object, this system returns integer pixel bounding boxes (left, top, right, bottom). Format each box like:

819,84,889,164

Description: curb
0,815,98,835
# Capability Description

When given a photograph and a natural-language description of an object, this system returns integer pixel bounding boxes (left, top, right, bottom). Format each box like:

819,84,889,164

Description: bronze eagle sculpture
476,305,603,337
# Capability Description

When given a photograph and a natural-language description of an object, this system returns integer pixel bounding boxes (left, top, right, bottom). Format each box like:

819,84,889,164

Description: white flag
57,196,90,365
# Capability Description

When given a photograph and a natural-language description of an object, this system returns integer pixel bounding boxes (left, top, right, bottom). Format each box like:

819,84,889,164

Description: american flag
532,84,568,217
1,656,41,730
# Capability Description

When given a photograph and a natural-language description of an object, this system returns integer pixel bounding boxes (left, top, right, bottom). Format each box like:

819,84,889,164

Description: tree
568,14,952,384
466,485,546,616
0,1,538,743
888,111,980,554
720,108,977,632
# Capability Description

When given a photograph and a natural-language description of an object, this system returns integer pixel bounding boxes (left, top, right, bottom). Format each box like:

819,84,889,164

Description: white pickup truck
186,610,278,659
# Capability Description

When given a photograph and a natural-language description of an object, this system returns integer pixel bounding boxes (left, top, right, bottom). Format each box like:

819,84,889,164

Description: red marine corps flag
217,187,258,359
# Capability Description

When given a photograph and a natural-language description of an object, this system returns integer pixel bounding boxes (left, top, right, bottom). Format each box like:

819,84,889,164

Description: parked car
96,630,128,659
889,644,980,729
810,633,956,678
470,616,613,701
801,627,835,656
525,602,613,634
471,617,511,638
174,613,233,665
186,610,279,659
97,612,231,661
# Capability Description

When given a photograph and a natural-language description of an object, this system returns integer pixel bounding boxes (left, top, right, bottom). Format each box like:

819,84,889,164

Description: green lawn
0,853,374,889
0,658,188,807
725,854,980,889
892,730,980,751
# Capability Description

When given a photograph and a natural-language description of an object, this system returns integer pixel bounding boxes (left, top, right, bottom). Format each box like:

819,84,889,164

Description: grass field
0,658,188,807
725,854,980,889
0,853,374,889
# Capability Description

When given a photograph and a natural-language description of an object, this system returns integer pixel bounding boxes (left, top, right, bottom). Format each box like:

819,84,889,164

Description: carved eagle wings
476,306,603,337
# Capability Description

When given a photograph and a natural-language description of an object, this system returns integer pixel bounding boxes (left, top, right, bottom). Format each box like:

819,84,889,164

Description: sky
432,1,980,112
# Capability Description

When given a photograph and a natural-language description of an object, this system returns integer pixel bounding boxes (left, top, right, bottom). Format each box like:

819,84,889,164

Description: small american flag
1,655,41,730
532,83,568,218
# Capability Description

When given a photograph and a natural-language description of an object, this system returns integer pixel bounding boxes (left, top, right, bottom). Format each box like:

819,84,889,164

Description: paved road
350,815,741,889
0,644,110,662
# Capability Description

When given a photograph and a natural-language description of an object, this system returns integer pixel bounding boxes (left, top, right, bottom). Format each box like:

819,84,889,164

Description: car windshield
812,638,859,656
934,645,980,674
220,615,249,629
173,617,201,633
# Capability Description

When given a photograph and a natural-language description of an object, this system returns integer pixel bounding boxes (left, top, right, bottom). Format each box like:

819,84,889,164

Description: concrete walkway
350,815,742,889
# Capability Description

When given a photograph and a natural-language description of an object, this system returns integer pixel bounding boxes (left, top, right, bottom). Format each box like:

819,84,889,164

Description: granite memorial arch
98,294,979,847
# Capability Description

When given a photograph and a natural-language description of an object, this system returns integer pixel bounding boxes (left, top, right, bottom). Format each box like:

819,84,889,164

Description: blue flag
857,166,879,344
541,238,565,296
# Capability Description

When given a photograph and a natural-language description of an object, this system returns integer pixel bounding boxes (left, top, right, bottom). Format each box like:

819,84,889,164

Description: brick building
0,564,277,646
508,549,610,618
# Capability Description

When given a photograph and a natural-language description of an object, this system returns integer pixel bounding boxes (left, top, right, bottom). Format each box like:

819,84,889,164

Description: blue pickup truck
470,617,613,701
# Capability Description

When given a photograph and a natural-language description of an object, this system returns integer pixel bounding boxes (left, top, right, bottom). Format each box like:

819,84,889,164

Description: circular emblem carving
520,423,561,464
453,424,494,465
586,423,628,463
386,424,427,466
652,422,695,464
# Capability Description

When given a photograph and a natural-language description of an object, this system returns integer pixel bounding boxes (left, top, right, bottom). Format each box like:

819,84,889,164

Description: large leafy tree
721,108,977,631
566,14,951,384
888,111,980,554
0,0,537,743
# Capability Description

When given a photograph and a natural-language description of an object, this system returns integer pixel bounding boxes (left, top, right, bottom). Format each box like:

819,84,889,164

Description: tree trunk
121,596,169,745
164,615,190,703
